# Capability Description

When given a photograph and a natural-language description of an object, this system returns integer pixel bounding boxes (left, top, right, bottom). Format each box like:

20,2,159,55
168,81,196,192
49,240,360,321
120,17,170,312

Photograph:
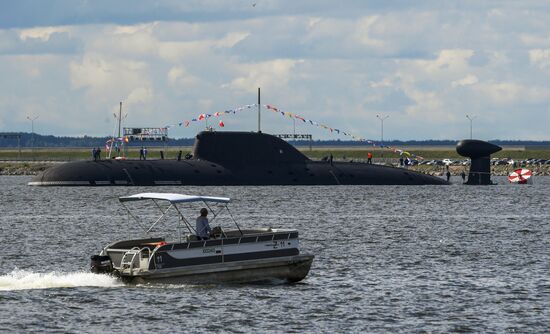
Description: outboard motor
90,255,112,274
456,139,502,185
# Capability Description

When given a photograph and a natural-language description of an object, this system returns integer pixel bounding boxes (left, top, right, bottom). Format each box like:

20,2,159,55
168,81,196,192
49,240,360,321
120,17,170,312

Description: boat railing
158,231,297,251
119,246,153,274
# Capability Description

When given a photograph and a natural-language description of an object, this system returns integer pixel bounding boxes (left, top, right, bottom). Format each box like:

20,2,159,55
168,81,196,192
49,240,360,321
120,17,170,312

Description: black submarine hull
29,131,448,186
29,159,448,186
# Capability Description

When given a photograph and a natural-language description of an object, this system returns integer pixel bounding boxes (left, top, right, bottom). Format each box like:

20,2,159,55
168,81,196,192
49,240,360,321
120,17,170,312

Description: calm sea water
0,175,548,333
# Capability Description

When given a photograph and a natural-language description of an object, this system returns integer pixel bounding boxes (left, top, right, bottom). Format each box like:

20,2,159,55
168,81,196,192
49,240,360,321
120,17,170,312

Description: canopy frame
118,193,240,240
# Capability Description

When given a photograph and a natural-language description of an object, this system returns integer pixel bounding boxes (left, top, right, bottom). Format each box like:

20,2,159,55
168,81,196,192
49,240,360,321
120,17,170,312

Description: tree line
1,132,549,148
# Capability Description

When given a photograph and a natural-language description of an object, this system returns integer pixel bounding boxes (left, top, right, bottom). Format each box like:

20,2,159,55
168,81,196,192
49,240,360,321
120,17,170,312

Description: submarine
29,131,448,186
456,139,502,185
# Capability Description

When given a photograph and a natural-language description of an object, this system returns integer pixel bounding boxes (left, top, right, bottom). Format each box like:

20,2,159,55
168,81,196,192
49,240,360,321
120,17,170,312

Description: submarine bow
29,131,448,186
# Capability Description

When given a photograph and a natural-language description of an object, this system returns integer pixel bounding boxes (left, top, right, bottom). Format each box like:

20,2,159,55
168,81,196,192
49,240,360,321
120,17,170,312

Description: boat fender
90,255,112,274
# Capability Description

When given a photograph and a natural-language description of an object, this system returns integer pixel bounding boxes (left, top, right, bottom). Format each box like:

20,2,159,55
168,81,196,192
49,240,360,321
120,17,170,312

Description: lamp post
466,114,476,139
376,114,389,158
26,115,39,159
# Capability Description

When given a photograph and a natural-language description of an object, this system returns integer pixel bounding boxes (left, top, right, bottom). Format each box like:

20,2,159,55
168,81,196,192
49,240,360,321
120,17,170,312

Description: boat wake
0,270,123,291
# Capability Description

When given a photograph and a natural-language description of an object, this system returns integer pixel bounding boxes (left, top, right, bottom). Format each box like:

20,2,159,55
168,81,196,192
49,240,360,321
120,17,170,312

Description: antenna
110,101,128,159
257,87,261,133
113,101,128,137
118,102,122,138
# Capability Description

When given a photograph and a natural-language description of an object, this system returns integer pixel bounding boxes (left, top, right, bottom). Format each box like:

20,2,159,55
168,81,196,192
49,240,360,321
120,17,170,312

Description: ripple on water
0,176,548,332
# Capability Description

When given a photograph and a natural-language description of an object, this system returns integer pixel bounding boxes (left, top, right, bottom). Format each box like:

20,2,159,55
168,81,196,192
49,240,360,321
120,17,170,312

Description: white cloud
167,66,199,87
416,49,474,75
452,74,479,87
2,2,550,139
112,22,158,35
217,32,250,48
19,26,70,41
88,24,159,58
69,53,150,105
529,49,550,69
520,34,550,47
403,88,446,121
477,82,521,104
223,59,304,93
477,81,550,104
127,86,153,106
355,16,384,48
156,31,248,63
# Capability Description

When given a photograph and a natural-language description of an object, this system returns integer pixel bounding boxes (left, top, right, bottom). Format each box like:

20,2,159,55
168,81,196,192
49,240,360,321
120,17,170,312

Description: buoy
508,168,532,184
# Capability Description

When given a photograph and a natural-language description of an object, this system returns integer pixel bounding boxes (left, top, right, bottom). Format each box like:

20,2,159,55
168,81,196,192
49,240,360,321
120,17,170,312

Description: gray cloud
1,1,550,140
1,0,523,29
0,30,82,55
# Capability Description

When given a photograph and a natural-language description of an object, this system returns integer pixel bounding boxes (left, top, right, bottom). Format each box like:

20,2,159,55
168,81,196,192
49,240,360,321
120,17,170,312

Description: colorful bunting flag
159,102,423,160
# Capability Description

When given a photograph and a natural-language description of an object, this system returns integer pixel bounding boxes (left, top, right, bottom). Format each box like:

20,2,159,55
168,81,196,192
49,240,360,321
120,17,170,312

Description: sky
1,0,549,141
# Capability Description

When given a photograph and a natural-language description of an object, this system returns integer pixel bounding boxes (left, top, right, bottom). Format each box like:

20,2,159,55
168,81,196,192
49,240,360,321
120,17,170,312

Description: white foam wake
0,270,123,291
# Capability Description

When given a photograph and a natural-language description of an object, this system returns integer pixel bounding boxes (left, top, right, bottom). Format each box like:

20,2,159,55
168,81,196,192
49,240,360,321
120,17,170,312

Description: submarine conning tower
192,131,309,166
456,139,502,185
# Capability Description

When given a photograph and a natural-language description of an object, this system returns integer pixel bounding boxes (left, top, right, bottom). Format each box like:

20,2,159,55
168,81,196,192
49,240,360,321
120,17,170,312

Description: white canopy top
119,192,231,204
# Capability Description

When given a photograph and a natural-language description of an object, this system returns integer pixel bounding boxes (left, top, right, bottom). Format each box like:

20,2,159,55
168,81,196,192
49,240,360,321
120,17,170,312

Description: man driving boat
196,208,212,240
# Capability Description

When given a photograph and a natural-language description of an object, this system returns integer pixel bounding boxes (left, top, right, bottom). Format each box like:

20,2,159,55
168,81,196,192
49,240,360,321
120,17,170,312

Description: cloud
403,88,446,121
2,2,550,140
69,53,151,106
19,26,70,41
167,66,199,88
451,74,479,87
355,16,384,49
529,49,550,69
0,1,439,29
223,58,304,93
477,81,550,104
127,86,154,106
415,49,474,75
521,34,550,47
0,27,82,55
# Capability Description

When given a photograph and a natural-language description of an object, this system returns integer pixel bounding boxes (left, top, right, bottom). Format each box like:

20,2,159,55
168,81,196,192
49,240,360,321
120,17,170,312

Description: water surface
0,176,548,332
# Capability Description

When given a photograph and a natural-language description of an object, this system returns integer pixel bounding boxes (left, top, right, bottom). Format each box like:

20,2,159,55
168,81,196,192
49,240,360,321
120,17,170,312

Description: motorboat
90,192,314,284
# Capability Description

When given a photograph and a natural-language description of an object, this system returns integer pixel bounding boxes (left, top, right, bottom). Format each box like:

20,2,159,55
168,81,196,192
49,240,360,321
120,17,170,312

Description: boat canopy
119,193,231,204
